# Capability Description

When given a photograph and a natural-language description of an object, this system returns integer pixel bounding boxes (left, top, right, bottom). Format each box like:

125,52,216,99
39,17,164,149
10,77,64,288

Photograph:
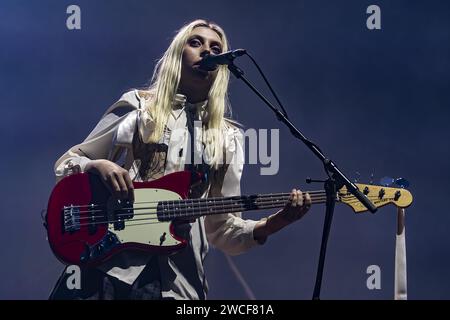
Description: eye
189,39,201,47
211,46,222,55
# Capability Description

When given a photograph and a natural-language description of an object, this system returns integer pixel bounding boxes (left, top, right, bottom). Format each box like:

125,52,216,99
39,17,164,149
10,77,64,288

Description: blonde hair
142,19,232,168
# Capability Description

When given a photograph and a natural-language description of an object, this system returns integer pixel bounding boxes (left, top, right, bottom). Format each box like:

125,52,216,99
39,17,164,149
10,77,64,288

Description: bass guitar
45,171,413,266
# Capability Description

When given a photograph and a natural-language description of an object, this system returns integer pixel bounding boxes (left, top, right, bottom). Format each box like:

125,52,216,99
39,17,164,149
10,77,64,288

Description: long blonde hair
142,19,232,168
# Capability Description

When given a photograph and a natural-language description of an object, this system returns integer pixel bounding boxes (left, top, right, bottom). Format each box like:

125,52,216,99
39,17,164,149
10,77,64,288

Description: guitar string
69,192,325,219
70,194,325,222
69,192,400,228
66,195,400,231
67,193,395,219
63,193,404,229
68,192,323,216
69,200,328,229
68,190,326,209
70,187,407,210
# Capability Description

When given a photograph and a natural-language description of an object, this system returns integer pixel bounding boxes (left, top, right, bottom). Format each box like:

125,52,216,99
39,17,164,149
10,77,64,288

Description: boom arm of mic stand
227,62,377,213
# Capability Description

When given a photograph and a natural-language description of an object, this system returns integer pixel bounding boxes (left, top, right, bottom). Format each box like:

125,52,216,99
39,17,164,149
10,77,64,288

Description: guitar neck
157,190,330,221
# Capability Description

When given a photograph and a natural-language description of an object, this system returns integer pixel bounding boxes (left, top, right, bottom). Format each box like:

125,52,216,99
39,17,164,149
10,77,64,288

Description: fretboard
157,190,329,221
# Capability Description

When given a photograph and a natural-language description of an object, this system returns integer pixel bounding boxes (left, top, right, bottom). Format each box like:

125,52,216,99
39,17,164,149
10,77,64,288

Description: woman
50,19,311,300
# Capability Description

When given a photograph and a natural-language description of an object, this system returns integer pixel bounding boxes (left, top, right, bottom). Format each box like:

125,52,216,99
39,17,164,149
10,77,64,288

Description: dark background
1,0,449,299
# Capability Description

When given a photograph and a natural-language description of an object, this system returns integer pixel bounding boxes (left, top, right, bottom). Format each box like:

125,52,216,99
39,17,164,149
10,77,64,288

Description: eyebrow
189,34,222,48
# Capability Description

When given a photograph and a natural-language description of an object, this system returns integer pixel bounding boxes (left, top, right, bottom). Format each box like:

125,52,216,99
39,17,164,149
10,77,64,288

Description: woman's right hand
85,159,134,201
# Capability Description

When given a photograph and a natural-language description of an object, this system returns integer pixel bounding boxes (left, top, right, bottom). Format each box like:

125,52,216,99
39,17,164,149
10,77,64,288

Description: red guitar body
46,171,192,266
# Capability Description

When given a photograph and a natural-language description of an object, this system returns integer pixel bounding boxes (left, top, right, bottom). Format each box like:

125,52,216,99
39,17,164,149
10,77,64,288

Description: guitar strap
395,208,407,300
185,105,210,196
185,106,209,269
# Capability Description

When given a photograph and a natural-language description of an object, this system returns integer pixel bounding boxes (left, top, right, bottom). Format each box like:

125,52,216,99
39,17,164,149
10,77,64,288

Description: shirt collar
171,93,208,120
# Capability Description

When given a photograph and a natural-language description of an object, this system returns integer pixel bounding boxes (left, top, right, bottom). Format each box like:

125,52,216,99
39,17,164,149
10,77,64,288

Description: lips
194,65,209,75
193,60,209,73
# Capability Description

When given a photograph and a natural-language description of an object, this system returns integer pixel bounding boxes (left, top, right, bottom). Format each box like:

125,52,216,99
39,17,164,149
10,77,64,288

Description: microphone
198,49,247,71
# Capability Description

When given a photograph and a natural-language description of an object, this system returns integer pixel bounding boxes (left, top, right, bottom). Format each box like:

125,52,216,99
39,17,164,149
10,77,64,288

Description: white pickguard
108,188,182,247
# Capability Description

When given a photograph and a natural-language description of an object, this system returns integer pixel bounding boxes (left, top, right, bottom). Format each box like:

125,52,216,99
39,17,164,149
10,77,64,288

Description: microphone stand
312,177,336,300
227,62,377,300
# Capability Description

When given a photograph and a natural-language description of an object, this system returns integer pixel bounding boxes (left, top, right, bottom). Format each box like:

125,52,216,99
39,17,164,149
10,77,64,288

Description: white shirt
54,90,262,299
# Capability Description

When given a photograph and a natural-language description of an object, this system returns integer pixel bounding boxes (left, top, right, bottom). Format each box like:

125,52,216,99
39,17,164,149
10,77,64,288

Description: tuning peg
394,177,410,189
369,173,374,185
379,176,394,187
354,171,361,183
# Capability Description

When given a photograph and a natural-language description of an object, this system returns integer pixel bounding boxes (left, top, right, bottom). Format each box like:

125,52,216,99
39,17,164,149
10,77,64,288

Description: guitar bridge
63,205,80,233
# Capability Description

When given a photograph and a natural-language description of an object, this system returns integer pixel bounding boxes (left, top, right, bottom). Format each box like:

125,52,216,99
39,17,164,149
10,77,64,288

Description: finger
115,172,129,200
297,190,303,207
107,173,122,199
305,192,312,208
287,189,295,207
291,189,297,207
123,172,135,202
289,189,295,201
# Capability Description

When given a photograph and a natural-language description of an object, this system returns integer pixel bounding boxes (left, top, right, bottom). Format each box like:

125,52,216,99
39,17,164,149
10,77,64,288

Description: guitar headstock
339,184,413,213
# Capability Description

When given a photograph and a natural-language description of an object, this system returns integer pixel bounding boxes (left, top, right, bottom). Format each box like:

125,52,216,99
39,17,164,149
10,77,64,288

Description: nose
200,48,211,58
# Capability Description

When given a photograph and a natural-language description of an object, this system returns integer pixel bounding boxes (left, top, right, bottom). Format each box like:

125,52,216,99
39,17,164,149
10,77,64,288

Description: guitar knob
160,232,167,246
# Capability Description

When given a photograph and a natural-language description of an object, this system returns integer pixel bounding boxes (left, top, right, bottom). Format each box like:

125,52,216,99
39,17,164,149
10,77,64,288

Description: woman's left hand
277,189,312,223
253,189,312,244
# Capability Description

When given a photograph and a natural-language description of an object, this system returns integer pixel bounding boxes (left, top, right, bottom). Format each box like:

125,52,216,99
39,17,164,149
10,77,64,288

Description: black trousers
49,256,164,300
